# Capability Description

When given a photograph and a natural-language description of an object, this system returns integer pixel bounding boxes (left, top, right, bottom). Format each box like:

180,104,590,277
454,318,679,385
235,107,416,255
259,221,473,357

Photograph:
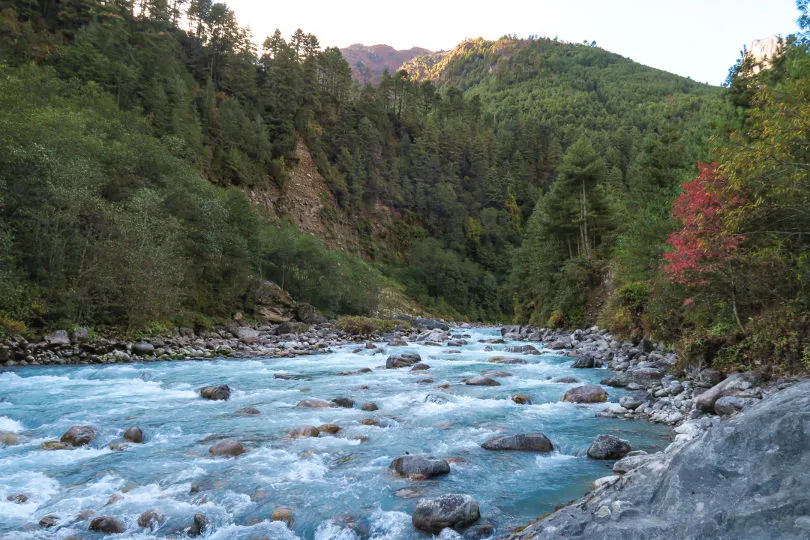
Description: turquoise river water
0,327,670,538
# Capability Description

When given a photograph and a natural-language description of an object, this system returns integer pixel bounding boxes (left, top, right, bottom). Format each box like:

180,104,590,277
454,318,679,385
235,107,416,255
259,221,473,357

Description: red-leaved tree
663,162,747,330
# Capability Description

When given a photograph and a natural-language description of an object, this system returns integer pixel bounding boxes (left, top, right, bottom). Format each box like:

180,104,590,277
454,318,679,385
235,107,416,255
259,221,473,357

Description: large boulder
131,342,155,356
714,395,758,416
254,281,295,323
390,454,451,479
506,379,810,540
331,397,355,408
571,354,595,368
209,439,245,456
465,376,500,386
361,402,378,411
512,394,532,405
233,326,259,342
386,352,421,369
412,494,480,534
482,433,553,452
199,385,231,401
271,506,295,527
295,399,334,409
89,516,125,534
562,384,608,403
506,345,540,355
123,426,143,443
44,330,70,346
695,373,759,413
587,434,632,460
288,426,320,438
60,426,95,447
137,510,161,530
188,514,208,537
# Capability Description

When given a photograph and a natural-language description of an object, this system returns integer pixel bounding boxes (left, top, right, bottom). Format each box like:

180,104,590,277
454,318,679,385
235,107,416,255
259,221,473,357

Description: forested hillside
1,0,807,373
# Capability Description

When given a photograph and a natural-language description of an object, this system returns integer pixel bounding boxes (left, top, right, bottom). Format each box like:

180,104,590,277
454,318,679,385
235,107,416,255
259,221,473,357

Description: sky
226,0,801,85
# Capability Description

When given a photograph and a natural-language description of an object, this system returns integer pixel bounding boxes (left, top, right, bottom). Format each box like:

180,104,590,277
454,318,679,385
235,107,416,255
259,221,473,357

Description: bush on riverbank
337,316,404,336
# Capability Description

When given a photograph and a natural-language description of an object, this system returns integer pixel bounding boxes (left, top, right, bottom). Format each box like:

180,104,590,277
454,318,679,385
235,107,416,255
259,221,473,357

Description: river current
0,327,670,538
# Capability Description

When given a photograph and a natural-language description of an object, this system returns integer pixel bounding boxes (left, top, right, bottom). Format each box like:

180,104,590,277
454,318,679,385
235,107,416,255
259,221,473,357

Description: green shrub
337,316,402,336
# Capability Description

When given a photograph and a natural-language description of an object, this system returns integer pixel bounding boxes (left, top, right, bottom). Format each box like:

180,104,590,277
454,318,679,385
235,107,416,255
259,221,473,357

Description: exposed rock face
508,380,810,540
386,352,421,368
340,43,431,85
208,439,245,456
482,433,553,452
60,426,95,447
254,280,295,323
412,494,481,534
562,384,608,403
199,385,230,401
390,454,451,479
587,434,631,460
89,516,125,533
694,372,760,413
123,426,143,443
746,35,782,73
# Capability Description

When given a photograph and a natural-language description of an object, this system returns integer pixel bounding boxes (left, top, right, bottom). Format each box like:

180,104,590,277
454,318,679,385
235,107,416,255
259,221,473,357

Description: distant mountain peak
339,43,431,85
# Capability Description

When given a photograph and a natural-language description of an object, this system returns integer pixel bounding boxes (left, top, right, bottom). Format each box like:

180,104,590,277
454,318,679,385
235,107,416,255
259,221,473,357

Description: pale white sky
227,0,800,85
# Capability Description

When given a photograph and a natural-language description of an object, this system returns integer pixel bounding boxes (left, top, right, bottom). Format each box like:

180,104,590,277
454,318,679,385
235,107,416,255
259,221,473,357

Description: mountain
339,43,431,84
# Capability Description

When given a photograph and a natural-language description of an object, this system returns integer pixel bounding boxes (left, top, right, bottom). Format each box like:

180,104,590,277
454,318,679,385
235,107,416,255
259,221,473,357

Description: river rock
587,434,632,459
317,423,341,434
44,330,70,346
131,342,155,355
361,402,378,411
507,379,810,540
465,376,500,386
361,418,380,426
488,356,526,364
39,515,59,528
199,385,230,401
271,506,295,527
562,384,608,403
0,431,19,445
209,439,245,456
7,493,27,503
332,397,355,408
188,513,207,536
123,426,143,443
714,395,758,416
412,494,480,534
425,393,449,404
619,394,644,410
137,509,161,530
236,406,261,415
60,426,95,447
482,433,553,452
89,516,125,534
506,345,540,355
254,280,295,323
512,394,532,405
42,440,72,450
411,363,431,371
388,338,408,346
572,354,595,368
390,454,451,479
612,453,660,474
386,352,421,368
694,373,758,413
289,425,320,438
295,399,333,409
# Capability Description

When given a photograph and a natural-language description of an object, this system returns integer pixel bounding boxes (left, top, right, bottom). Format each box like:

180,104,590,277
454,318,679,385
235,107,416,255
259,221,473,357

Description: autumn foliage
663,163,745,286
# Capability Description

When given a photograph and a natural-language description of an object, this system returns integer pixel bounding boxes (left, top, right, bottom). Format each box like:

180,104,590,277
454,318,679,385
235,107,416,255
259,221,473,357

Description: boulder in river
0,431,19,445
386,352,421,368
288,425,320,438
317,423,341,434
488,356,526,364
42,440,72,450
88,516,125,534
60,426,95,447
361,402,378,411
39,515,59,528
587,434,632,460
512,394,532,405
411,363,431,371
412,494,480,534
388,338,408,346
7,493,27,503
506,345,540,355
199,385,230,401
571,355,595,368
482,433,553,452
188,513,207,537
208,439,245,456
295,399,334,409
137,510,161,530
271,506,295,528
465,376,500,386
562,384,608,403
236,406,261,415
332,397,355,408
123,426,143,443
390,454,451,479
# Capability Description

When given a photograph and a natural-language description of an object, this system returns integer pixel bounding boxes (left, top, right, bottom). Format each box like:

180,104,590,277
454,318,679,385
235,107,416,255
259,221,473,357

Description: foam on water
0,326,671,538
